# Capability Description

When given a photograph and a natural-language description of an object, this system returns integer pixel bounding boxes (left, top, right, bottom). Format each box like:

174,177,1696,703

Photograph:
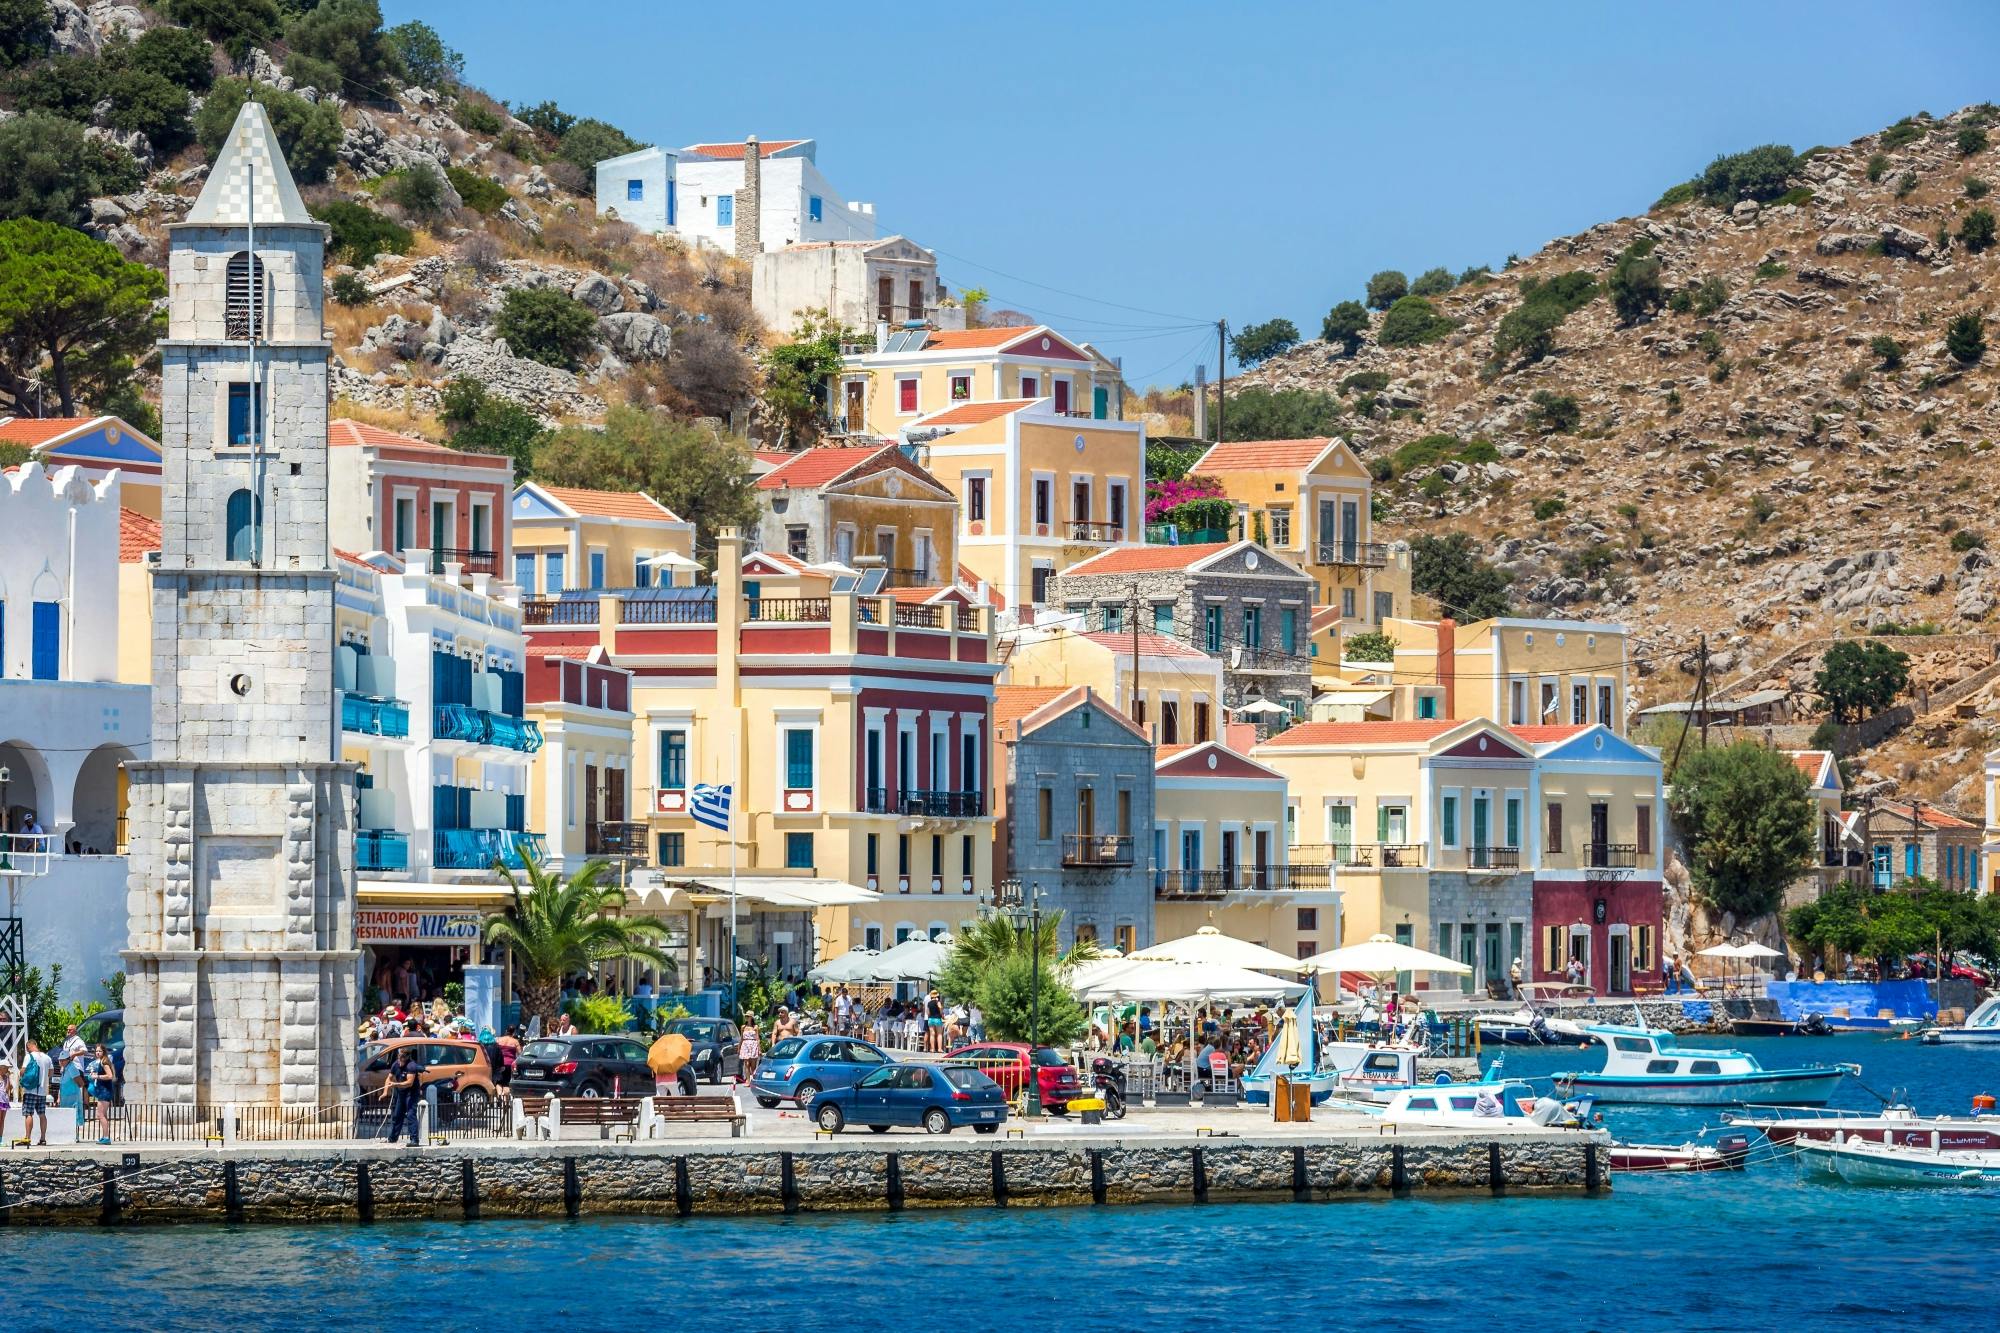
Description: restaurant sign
357,908,484,943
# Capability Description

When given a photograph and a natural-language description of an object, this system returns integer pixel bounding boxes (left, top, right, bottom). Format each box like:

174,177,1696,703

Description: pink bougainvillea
1145,475,1224,522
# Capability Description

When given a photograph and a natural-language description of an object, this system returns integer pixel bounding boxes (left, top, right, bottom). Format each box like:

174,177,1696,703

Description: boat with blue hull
1554,1023,1859,1106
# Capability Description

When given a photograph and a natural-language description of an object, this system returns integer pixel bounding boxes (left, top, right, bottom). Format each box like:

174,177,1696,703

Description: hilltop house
751,236,954,337
598,137,877,257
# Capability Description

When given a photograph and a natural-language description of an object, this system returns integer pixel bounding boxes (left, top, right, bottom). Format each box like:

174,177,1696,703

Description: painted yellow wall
1539,766,1662,875
514,514,696,593
824,469,959,578
115,562,153,685
842,353,1121,436
1003,633,1222,728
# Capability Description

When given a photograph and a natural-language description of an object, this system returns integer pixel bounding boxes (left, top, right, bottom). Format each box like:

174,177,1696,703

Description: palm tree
481,850,674,1028
935,907,1099,1004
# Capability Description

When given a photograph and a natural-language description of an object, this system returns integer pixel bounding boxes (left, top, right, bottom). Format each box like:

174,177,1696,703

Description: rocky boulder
598,311,671,361
1878,223,1935,261
570,272,624,315
361,313,428,361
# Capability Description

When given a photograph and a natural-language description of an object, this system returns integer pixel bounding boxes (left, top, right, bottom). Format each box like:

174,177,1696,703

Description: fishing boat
1473,1005,1591,1046
1798,1137,2000,1186
1919,995,2000,1045
1726,1096,2000,1150
1243,989,1352,1105
1553,1023,1860,1105
1610,1133,1752,1173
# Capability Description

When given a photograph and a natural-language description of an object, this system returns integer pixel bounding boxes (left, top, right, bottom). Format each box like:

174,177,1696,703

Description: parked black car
663,1017,741,1084
510,1034,657,1097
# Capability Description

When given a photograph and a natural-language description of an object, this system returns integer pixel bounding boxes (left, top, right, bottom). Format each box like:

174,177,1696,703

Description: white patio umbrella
1233,699,1291,716
1133,925,1306,974
639,550,702,587
1301,933,1471,976
807,947,880,983
1074,958,1305,1003
861,934,955,983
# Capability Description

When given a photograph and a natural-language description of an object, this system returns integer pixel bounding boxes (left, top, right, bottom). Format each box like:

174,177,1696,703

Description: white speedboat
1727,1097,2000,1151
1919,995,2000,1045
1375,1076,1547,1129
1473,1005,1591,1046
1799,1136,2000,1186
1554,1023,1859,1106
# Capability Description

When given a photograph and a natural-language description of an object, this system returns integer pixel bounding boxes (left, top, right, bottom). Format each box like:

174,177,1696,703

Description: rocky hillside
1238,105,2000,808
9,1,758,435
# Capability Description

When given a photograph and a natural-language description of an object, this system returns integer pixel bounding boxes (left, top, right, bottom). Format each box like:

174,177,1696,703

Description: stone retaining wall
0,1132,1607,1225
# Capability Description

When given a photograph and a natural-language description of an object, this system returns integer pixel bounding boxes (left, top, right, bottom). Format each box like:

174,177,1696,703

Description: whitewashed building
595,136,877,256
751,236,959,337
594,144,676,235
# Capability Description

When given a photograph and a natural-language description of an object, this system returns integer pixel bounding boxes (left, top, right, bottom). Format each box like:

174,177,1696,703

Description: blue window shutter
30,601,59,680
544,551,564,592
226,489,256,561
786,729,814,788
627,179,644,201
500,668,524,717
589,551,605,589
1906,843,1919,878
809,195,822,222
514,552,535,589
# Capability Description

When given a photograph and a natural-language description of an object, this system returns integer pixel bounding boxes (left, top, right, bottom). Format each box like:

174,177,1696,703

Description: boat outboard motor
1797,1012,1831,1036
1528,1013,1554,1044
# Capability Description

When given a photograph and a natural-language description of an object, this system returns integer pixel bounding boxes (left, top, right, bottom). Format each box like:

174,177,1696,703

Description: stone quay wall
0,1132,1607,1226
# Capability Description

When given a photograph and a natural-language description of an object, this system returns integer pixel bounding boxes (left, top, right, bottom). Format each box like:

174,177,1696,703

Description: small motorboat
1726,1095,2000,1150
1798,1136,2000,1186
1554,1023,1860,1106
1729,1012,1833,1038
1610,1132,1752,1173
1474,1005,1591,1046
1919,995,2000,1045
1373,1075,1548,1129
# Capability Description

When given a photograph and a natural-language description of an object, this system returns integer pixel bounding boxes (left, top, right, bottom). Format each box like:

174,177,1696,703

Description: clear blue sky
388,0,2000,388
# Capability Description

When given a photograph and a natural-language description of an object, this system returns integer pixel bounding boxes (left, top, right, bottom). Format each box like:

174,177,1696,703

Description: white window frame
1106,476,1130,536
949,371,973,402
468,496,494,555
1029,471,1056,531
894,373,921,416
774,708,823,813
1508,676,1528,727
1440,787,1463,850
964,470,992,529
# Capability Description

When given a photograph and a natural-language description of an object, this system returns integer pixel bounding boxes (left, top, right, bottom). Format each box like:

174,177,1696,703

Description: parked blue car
749,1035,892,1109
812,1063,1008,1135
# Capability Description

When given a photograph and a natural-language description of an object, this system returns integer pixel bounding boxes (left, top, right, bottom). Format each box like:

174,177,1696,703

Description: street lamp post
1007,882,1046,1119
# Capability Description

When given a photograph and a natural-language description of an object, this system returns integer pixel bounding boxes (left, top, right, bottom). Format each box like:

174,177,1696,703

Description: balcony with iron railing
431,547,500,577
584,821,649,858
1287,842,1428,870
1062,833,1134,867
355,830,410,873
745,597,831,623
1067,520,1125,544
433,703,544,754
341,693,411,739
1578,842,1641,869
1315,541,1392,569
1465,845,1523,872
862,788,987,818
433,828,547,871
522,597,603,626
879,567,933,589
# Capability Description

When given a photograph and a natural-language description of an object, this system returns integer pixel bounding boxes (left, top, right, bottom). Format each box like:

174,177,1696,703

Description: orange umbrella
648,1033,693,1076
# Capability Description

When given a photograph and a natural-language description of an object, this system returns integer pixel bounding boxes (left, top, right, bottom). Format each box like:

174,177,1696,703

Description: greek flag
691,782,732,832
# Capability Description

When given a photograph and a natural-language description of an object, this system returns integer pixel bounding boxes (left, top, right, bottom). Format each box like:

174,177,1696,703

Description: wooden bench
648,1094,747,1139
558,1097,642,1141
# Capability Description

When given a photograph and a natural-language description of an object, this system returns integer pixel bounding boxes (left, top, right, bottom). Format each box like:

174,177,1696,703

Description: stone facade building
123,102,360,1106
994,686,1156,952
750,442,959,583
1049,540,1316,718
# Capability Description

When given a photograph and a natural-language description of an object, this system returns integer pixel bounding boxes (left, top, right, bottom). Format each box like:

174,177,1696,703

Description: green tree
1376,294,1454,347
0,218,165,416
439,376,545,478
1609,239,1664,323
1813,639,1909,724
760,315,848,445
1528,390,1581,434
494,286,598,370
516,99,576,140
1409,266,1454,297
1492,300,1564,364
384,19,462,88
0,0,52,68
129,25,217,92
481,850,672,1027
1960,126,1989,157
1870,333,1904,369
1946,310,1987,364
0,112,141,225
1409,532,1512,619
533,405,758,547
1343,630,1396,662
1229,317,1299,367
1320,299,1368,356
1669,742,1815,920
1959,207,1996,253
282,0,406,95
195,78,343,183
1698,143,1798,204
1365,269,1408,310
560,118,642,177
934,909,1096,1046
1219,386,1343,441
383,160,452,217
312,199,412,266
445,165,507,214
163,0,281,60
976,953,1088,1046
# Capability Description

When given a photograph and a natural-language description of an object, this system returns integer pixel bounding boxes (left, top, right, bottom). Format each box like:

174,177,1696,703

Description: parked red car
944,1041,1082,1113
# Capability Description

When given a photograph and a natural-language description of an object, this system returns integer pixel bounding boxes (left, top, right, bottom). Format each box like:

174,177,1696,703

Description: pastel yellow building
835,324,1126,435
1189,436,1410,627
510,482,695,595
1151,741,1338,959
521,530,1002,979
1002,625,1225,746
1336,616,1633,736
750,442,959,584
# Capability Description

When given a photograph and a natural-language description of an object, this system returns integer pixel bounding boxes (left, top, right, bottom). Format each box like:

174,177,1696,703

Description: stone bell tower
123,101,359,1106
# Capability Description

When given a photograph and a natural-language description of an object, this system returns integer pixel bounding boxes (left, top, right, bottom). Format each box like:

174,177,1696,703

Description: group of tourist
0,1026,120,1146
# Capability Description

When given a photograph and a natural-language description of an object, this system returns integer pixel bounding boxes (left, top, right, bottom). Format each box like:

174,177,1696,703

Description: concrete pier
0,1125,1609,1225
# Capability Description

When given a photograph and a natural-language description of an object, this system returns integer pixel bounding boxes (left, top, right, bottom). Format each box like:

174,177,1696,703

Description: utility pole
1215,319,1228,442
1696,633,1712,749
1129,582,1142,732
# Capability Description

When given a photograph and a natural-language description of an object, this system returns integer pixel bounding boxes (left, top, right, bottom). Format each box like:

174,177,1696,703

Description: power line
926,245,1205,324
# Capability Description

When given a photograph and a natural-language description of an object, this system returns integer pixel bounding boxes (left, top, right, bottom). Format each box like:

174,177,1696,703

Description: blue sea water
17,1034,2000,1333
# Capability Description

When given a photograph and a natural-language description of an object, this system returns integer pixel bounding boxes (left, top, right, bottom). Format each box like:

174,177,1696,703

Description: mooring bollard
460,1158,479,1219
355,1160,375,1224
674,1155,692,1217
223,1158,243,1222
990,1150,1008,1207
780,1151,799,1215
886,1153,905,1211
1191,1146,1208,1203
1390,1143,1408,1196
1488,1142,1504,1196
1089,1148,1106,1205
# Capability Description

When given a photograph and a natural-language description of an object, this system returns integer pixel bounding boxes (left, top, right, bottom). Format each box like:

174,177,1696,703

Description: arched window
225,251,268,340
225,488,260,562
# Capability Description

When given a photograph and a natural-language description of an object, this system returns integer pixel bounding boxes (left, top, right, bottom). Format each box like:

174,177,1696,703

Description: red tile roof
118,507,160,562
1874,800,1979,829
328,419,452,452
1079,630,1212,660
1194,438,1335,473
1257,720,1461,748
538,485,683,523
994,686,1070,735
754,445,885,490
920,327,1035,351
682,139,804,159
921,398,1036,427
1787,750,1834,782
0,416,102,445
1510,724,1590,743
1062,542,1233,576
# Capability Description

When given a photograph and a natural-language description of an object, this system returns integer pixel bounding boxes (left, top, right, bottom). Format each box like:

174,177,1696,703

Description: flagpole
728,728,740,1012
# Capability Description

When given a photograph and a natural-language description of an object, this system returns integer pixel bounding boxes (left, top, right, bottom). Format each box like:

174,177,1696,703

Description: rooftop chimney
735,136,761,259
1436,618,1456,719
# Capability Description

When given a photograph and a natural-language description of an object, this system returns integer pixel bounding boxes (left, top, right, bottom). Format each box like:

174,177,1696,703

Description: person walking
19,1038,50,1146
383,1048,423,1146
55,1024,85,1115
85,1045,115,1145
737,1012,762,1083
1508,956,1524,1000
1664,954,1679,995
